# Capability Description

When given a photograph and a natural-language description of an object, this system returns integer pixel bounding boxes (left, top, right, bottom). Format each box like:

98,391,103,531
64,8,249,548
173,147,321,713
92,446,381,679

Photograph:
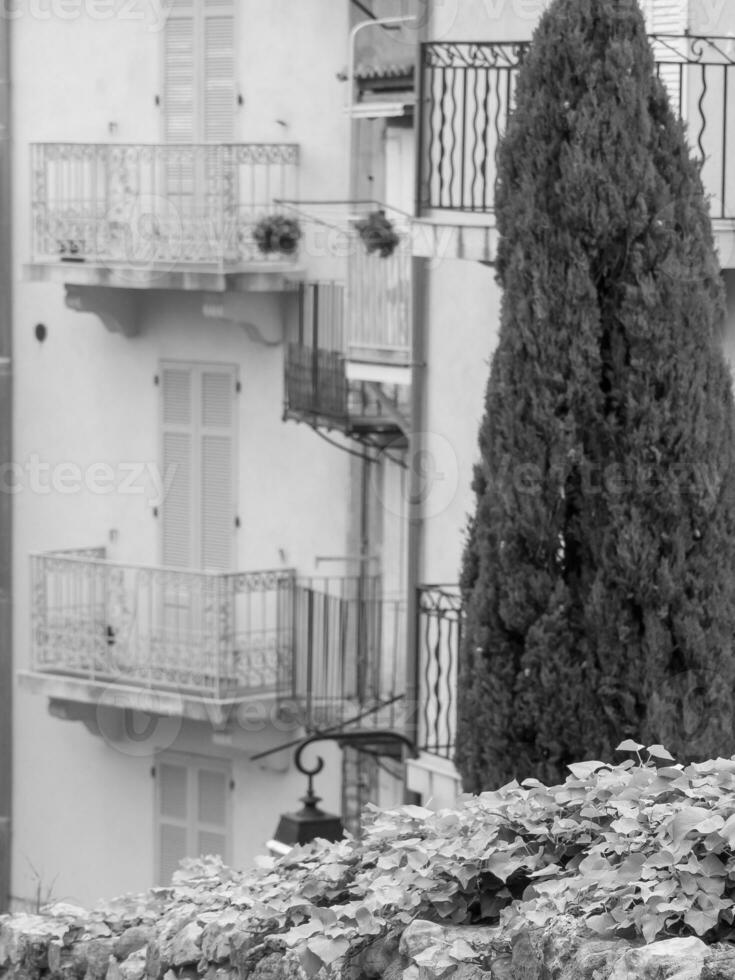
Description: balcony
282,201,413,381
284,280,410,445
26,142,302,294
293,576,406,734
406,584,463,808
19,549,405,732
415,36,735,265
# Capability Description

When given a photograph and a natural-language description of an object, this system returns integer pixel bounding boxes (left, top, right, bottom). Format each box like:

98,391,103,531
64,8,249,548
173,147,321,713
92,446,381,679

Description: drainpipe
404,256,426,799
0,6,11,913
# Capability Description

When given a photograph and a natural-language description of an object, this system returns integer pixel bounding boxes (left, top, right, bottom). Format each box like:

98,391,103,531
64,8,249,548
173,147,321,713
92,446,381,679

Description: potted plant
58,238,86,262
253,214,302,256
355,209,400,258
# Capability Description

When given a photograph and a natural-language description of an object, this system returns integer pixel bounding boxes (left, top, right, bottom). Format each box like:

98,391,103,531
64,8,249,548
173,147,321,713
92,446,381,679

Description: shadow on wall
723,270,735,372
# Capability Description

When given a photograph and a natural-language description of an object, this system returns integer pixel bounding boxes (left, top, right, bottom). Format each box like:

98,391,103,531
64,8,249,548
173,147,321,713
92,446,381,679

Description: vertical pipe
404,256,426,801
312,284,320,413
415,43,426,217
0,3,11,912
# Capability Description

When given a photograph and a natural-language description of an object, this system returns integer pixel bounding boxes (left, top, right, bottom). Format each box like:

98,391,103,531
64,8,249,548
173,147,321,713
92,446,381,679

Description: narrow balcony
20,549,296,727
27,142,301,292
346,204,412,380
281,200,413,381
293,575,407,735
20,550,406,734
415,36,735,265
284,280,410,446
405,584,463,808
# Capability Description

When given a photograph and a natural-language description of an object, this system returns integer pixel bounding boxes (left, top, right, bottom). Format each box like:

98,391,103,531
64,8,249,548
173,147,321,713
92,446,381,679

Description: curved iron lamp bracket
294,730,417,796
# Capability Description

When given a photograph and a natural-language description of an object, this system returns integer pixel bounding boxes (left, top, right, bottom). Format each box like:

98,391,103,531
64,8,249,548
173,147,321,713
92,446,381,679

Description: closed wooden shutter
162,0,234,143
163,1,196,143
156,755,231,885
158,761,190,885
200,370,235,571
642,0,687,33
203,7,235,143
196,767,228,856
160,362,238,572
161,367,195,569
643,0,688,114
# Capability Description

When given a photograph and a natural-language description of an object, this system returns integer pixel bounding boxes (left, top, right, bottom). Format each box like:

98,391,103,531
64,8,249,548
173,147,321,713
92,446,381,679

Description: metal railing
283,280,410,436
31,551,295,699
280,200,413,365
30,142,300,267
293,576,406,732
418,36,735,219
416,584,463,759
29,552,404,718
347,205,412,366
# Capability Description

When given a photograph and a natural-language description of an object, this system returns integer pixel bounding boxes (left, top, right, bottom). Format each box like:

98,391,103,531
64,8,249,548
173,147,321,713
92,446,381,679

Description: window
159,361,238,572
162,0,235,143
155,753,232,886
642,0,688,115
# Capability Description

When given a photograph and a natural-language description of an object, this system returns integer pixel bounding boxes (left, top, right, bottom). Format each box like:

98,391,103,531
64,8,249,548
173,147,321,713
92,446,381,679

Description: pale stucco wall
10,1,353,907
419,258,501,586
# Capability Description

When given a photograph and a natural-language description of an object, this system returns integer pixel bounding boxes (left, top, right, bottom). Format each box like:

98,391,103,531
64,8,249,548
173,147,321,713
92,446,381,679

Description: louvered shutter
203,5,235,143
161,367,195,569
160,362,237,572
162,0,234,143
200,369,236,571
163,1,196,143
196,766,228,856
156,757,230,885
158,761,189,885
643,0,688,114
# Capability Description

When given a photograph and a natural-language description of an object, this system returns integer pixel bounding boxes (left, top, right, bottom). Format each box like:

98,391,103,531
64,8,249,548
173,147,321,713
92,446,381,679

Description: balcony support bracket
202,294,286,347
296,730,417,770
364,381,411,436
64,284,141,338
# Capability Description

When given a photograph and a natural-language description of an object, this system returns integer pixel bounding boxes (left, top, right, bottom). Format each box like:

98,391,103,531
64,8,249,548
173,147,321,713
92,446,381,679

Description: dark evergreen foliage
457,0,735,791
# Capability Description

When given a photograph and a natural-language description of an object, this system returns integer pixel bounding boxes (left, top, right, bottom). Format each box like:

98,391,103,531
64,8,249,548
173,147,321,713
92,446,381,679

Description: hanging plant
355,209,400,258
253,214,302,256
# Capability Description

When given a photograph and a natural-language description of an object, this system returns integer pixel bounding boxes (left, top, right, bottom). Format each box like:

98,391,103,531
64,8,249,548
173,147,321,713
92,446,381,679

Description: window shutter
163,3,196,143
642,0,687,33
643,0,688,114
160,362,237,572
200,370,236,571
163,0,234,143
161,367,195,569
203,7,235,143
158,762,189,885
196,766,228,856
156,756,231,885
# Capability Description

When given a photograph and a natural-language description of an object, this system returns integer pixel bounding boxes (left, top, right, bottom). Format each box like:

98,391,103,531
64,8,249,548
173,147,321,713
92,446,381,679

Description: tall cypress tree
457,0,735,791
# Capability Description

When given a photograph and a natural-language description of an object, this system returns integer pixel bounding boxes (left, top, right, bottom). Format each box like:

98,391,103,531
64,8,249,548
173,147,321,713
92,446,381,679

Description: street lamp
269,731,416,854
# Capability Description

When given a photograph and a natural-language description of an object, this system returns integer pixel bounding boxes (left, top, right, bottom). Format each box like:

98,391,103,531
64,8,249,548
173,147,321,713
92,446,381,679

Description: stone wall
3,897,735,980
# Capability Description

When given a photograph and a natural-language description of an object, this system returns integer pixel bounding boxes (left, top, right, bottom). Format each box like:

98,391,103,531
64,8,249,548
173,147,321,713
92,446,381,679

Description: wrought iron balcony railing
293,576,406,733
346,204,412,367
29,551,404,721
281,200,412,367
416,584,463,759
30,142,300,268
418,35,735,219
30,550,295,700
284,280,410,442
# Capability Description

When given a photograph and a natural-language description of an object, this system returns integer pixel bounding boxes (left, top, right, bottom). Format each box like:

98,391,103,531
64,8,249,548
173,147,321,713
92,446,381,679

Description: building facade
6,0,735,908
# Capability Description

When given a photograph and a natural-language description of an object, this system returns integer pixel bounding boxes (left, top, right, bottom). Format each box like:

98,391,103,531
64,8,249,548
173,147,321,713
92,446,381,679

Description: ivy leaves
40,749,735,979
